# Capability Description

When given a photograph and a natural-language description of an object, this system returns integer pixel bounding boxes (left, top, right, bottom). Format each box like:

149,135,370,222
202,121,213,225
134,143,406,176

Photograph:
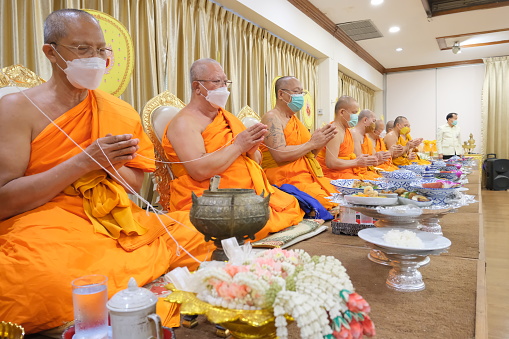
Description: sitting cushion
0,86,28,100
242,116,261,128
151,106,181,142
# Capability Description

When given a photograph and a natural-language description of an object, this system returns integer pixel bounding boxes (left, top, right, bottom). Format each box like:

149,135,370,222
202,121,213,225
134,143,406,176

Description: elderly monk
384,115,430,166
316,97,379,180
0,9,213,334
367,120,400,171
260,76,337,210
162,59,303,240
350,109,386,179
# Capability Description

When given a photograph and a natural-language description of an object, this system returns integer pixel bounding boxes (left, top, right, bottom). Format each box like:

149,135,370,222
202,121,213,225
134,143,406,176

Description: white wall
213,0,384,124
386,64,484,153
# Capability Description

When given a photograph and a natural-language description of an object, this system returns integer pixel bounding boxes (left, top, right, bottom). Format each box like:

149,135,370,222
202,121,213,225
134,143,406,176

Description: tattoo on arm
265,116,286,149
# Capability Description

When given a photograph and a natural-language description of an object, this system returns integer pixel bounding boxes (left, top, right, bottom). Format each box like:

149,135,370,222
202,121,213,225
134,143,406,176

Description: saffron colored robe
359,135,382,179
0,90,213,333
392,133,431,166
316,128,378,180
260,116,337,210
374,138,399,171
161,108,304,241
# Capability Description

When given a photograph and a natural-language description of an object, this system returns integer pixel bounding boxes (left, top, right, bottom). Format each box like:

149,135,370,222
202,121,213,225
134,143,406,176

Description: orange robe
393,134,431,166
316,128,379,180
374,138,399,171
161,108,304,241
0,90,213,333
360,135,382,179
260,116,337,209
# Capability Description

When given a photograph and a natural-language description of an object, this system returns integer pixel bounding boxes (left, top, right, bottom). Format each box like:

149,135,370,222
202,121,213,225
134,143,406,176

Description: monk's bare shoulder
0,90,37,185
384,131,397,144
0,91,35,134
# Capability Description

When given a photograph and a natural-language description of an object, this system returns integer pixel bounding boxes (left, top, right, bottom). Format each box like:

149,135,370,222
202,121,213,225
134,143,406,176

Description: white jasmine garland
188,248,373,339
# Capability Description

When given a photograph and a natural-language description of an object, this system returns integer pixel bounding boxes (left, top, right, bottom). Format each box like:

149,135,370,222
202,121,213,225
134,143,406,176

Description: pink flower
361,315,376,337
349,320,362,339
347,293,371,313
215,281,249,301
333,326,353,339
224,264,249,277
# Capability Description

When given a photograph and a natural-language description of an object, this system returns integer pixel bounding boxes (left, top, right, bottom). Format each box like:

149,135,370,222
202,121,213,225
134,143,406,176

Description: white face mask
199,82,230,109
53,46,106,90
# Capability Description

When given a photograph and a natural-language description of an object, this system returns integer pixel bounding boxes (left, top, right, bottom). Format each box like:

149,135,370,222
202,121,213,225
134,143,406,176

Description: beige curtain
338,70,375,111
482,56,509,159
1,0,317,118
263,34,317,127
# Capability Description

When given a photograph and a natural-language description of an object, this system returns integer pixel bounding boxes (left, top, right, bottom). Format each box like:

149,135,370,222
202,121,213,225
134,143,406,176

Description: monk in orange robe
367,120,400,171
0,10,212,333
350,109,386,180
162,59,303,241
260,76,337,210
315,97,379,180
384,115,430,166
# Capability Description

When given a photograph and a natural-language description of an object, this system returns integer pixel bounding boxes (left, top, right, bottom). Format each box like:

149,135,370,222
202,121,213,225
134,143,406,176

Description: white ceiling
308,0,509,69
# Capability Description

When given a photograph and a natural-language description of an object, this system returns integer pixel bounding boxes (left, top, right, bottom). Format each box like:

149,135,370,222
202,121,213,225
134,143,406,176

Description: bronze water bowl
190,175,270,261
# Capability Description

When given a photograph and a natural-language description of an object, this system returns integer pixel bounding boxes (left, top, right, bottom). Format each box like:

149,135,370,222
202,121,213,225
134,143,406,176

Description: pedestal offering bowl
380,170,419,190
190,176,270,261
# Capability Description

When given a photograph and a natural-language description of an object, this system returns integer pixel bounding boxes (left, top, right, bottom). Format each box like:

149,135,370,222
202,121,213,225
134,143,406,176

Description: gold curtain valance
338,71,375,112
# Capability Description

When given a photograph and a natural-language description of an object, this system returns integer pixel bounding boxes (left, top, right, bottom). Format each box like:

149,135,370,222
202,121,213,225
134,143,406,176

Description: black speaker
483,154,509,190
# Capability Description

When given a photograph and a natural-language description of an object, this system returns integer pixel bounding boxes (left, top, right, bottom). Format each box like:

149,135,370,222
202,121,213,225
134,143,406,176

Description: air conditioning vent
430,0,508,12
336,19,383,41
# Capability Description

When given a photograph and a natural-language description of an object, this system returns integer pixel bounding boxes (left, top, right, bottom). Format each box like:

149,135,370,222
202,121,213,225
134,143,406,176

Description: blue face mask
452,120,458,126
348,113,358,127
286,93,305,112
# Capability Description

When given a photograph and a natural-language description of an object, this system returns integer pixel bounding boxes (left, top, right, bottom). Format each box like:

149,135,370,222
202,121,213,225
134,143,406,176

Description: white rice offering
383,230,425,249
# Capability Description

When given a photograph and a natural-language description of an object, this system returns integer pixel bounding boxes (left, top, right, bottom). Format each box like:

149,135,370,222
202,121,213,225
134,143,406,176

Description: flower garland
190,248,375,339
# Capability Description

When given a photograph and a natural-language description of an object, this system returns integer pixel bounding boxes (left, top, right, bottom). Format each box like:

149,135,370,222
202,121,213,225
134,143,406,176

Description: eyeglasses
281,89,308,96
50,43,112,58
196,80,233,88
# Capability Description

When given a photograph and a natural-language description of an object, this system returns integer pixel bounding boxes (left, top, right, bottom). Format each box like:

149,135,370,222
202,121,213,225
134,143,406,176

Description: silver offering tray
345,204,459,235
343,203,458,266
366,243,449,292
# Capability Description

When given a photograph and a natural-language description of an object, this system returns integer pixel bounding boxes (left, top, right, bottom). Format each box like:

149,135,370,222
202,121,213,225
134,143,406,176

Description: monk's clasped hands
235,122,268,155
310,123,338,149
84,134,140,170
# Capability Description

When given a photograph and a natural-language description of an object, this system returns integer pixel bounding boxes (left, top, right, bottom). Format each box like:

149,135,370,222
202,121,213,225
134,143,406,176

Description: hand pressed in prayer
235,123,268,155
356,154,378,167
410,138,423,148
376,151,391,162
409,152,417,160
310,123,337,149
84,134,140,171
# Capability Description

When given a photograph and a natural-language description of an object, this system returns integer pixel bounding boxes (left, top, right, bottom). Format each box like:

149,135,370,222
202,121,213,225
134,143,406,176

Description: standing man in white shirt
437,113,462,159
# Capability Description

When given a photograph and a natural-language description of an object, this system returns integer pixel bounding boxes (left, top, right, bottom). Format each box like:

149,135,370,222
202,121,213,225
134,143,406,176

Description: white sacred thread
0,71,207,264
136,140,312,165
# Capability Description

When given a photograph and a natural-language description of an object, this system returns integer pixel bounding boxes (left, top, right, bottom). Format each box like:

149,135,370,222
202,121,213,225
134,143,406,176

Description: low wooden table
170,171,486,339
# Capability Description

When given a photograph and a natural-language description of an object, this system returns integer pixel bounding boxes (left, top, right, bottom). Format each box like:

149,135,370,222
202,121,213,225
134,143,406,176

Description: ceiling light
396,48,403,52
389,26,400,33
452,41,461,54
371,0,384,5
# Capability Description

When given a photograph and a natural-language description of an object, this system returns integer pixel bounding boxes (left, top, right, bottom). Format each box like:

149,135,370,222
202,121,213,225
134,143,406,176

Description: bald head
44,9,99,44
386,120,394,133
358,109,374,121
394,116,407,126
190,58,222,85
375,120,385,132
275,76,298,97
334,96,357,115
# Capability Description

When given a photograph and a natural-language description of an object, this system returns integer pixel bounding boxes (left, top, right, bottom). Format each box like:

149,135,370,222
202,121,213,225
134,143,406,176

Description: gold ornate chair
237,105,261,127
141,91,185,210
0,64,45,99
